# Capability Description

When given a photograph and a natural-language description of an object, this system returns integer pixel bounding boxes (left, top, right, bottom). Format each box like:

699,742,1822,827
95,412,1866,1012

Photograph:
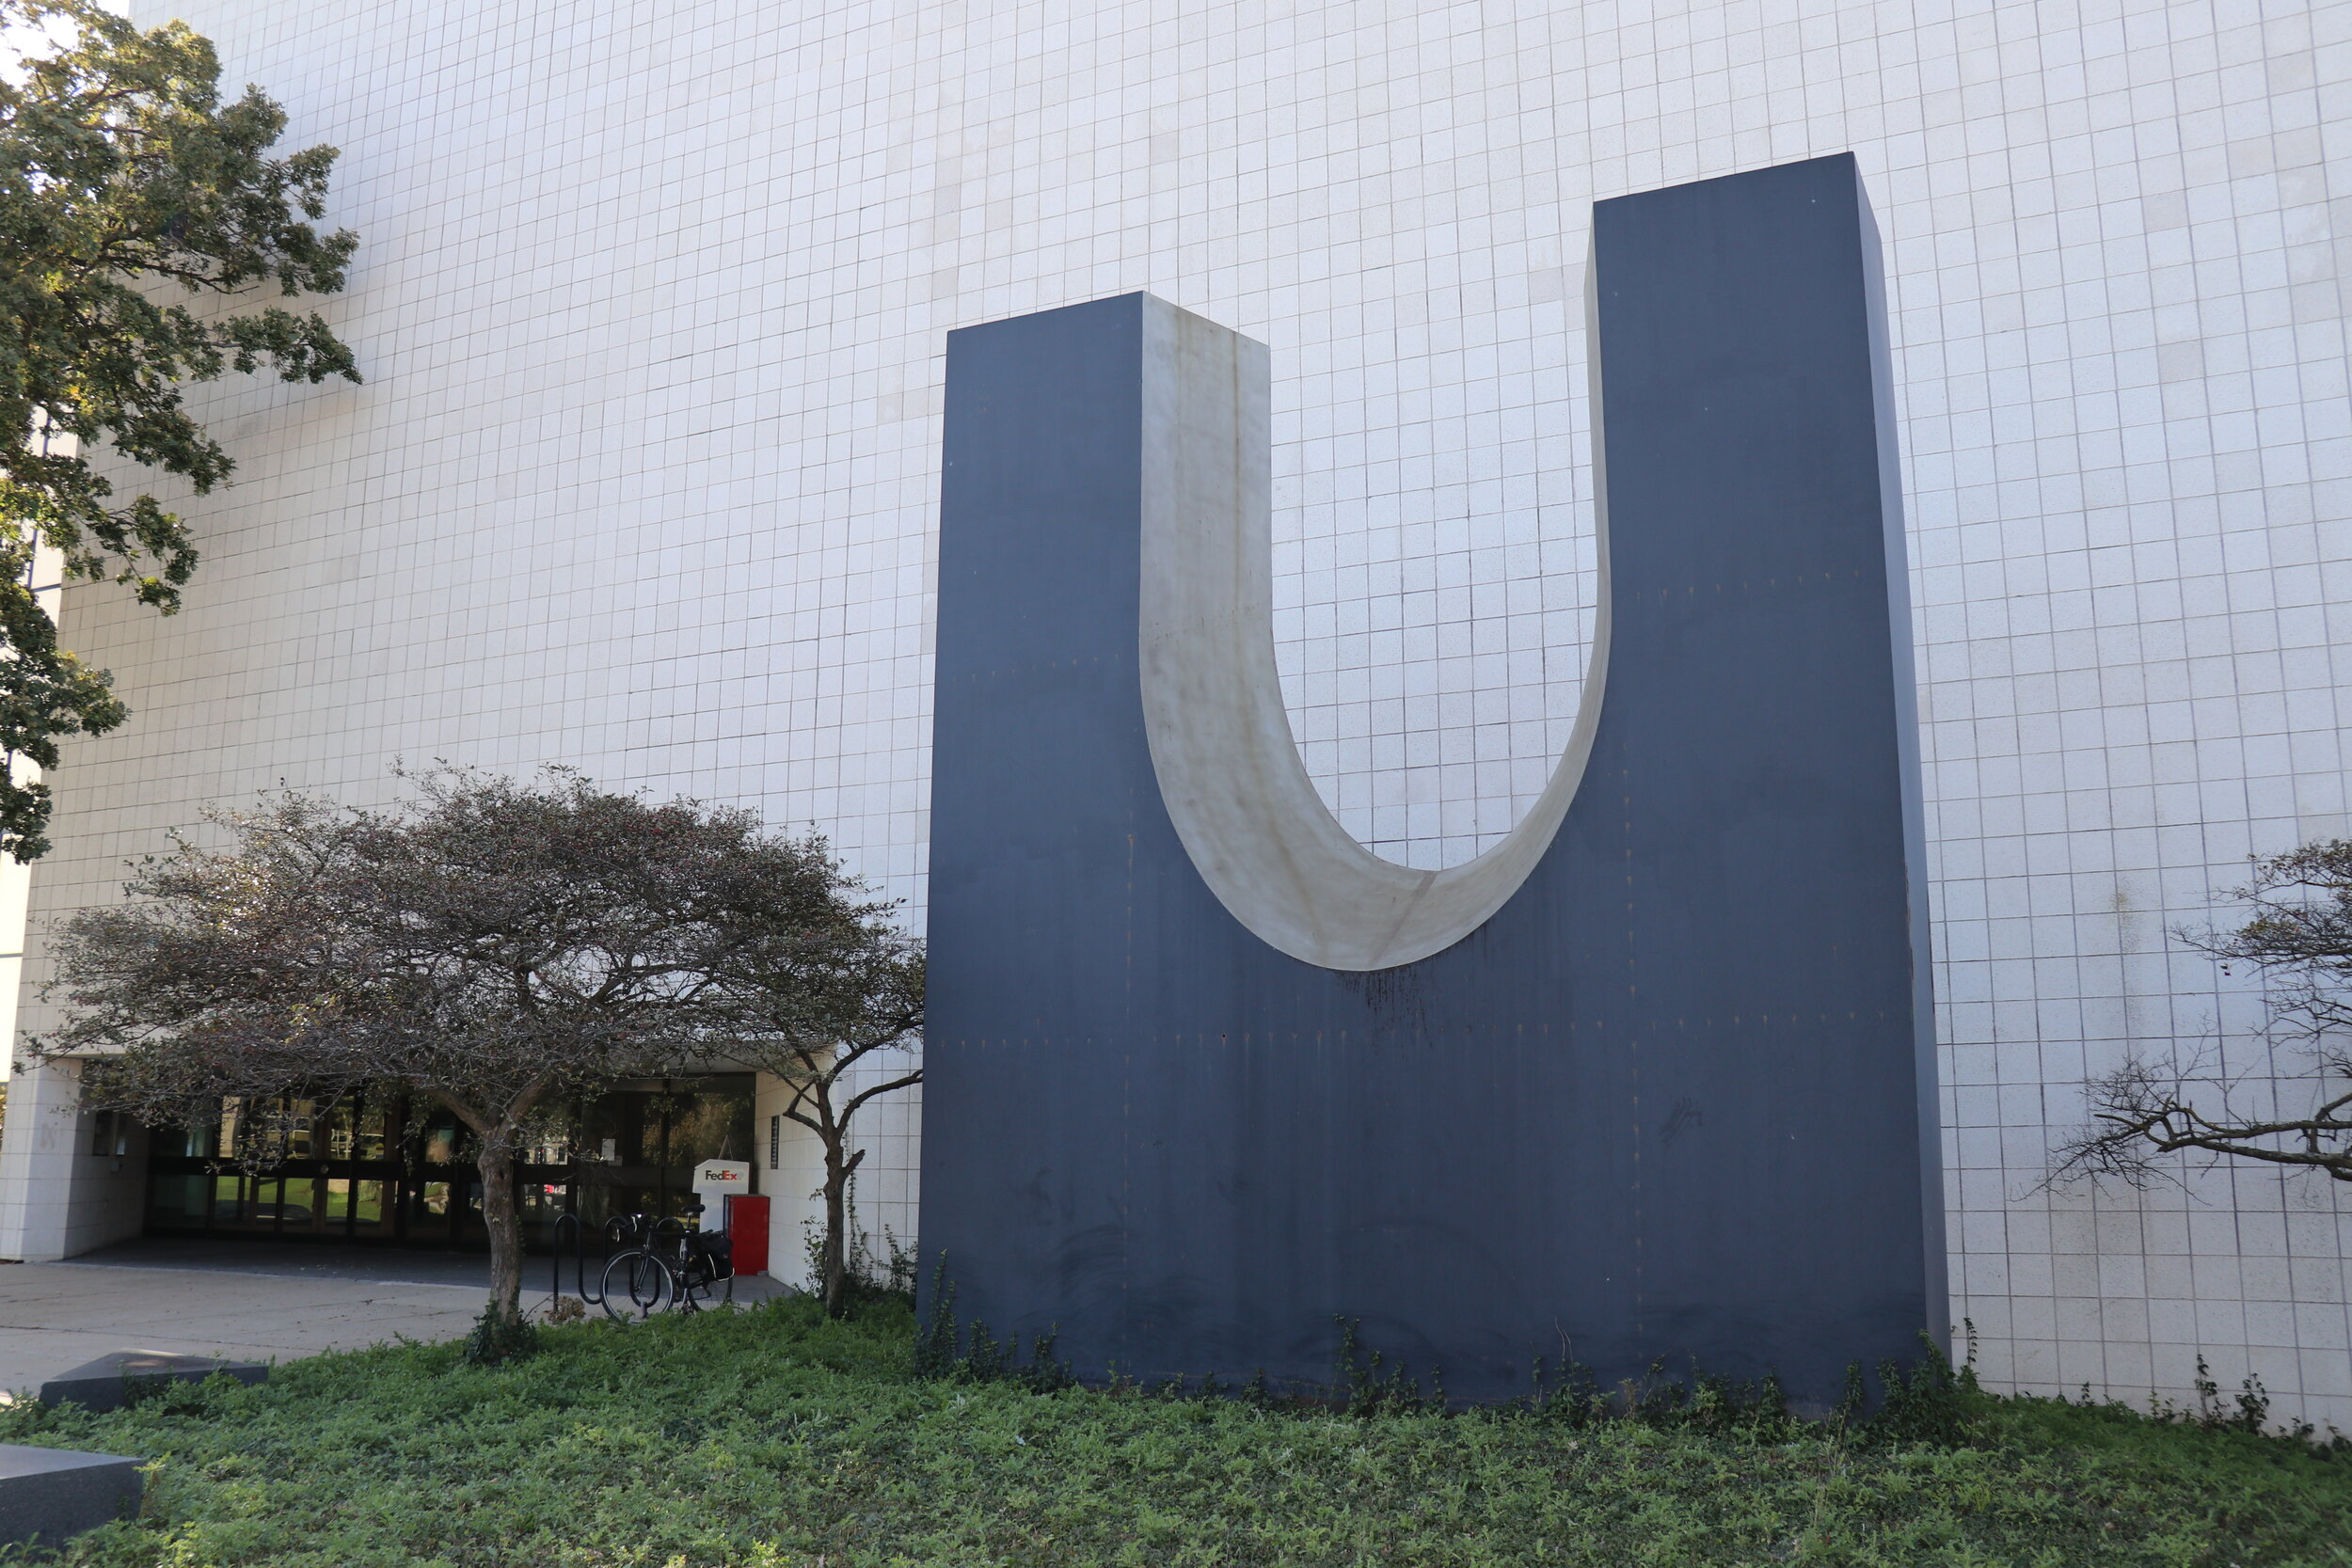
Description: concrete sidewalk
0,1260,485,1398
0,1238,800,1398
68,1237,499,1289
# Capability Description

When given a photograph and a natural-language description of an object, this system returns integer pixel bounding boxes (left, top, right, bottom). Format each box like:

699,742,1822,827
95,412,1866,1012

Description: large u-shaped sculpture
922,154,1943,1405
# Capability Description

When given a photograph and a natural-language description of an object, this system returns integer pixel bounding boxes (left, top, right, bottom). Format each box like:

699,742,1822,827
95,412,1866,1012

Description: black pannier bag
690,1228,734,1280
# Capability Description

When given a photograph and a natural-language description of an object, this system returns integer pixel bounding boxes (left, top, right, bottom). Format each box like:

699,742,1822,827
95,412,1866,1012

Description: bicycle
596,1204,736,1320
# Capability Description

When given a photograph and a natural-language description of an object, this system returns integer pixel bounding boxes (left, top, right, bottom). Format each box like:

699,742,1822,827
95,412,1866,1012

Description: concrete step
0,1444,142,1549
39,1350,266,1414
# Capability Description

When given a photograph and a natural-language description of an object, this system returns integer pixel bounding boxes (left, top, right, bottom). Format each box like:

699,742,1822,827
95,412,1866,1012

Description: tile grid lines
12,0,2340,1425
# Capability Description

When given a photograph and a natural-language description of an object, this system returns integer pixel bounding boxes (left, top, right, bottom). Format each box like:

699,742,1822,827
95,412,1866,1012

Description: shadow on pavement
63,1235,796,1303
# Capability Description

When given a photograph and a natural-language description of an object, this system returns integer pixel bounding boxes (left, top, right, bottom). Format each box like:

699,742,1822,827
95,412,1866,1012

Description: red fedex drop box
723,1195,770,1274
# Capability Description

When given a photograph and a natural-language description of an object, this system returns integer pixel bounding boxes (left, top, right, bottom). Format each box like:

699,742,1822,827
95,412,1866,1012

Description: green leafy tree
1,0,357,858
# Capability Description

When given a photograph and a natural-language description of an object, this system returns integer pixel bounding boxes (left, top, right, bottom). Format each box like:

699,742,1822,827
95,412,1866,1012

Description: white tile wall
18,0,2341,1425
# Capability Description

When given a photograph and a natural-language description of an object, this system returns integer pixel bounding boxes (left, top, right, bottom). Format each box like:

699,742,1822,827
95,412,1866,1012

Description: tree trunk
818,1136,871,1317
819,1143,849,1316
478,1134,524,1324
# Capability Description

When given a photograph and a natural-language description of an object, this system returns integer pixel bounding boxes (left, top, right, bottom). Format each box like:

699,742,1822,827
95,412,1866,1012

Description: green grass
4,1297,2347,1566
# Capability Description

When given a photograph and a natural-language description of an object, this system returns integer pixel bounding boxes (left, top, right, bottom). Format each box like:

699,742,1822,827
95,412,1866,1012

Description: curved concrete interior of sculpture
1138,291,1611,972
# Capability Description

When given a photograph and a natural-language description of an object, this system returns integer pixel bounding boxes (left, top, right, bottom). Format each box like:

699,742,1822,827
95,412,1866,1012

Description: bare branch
839,1068,925,1129
2053,839,2352,1192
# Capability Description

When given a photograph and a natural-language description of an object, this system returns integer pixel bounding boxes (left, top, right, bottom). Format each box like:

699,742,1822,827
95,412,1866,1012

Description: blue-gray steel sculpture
922,152,1942,1405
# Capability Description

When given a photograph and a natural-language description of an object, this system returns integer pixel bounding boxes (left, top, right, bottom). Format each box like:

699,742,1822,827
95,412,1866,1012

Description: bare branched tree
701,848,922,1317
2051,840,2352,1188
32,767,846,1350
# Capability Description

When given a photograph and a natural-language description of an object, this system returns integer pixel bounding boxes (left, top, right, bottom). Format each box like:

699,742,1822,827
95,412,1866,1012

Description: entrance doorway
141,1077,756,1251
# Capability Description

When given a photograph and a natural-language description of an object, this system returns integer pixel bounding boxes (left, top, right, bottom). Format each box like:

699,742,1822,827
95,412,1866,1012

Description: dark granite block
39,1350,266,1413
0,1444,142,1548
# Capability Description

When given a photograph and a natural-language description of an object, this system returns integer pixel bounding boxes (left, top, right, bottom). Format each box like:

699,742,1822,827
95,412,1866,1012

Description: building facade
1,0,2349,1426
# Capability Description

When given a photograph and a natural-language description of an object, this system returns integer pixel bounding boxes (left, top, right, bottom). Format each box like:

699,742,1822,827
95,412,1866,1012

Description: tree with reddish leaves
35,766,862,1354
702,888,922,1317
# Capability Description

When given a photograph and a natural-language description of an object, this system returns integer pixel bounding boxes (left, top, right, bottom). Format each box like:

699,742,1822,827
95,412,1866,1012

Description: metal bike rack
548,1211,609,1312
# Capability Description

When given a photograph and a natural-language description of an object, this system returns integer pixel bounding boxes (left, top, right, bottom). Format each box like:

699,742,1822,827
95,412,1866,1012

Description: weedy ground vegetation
2,1295,2346,1567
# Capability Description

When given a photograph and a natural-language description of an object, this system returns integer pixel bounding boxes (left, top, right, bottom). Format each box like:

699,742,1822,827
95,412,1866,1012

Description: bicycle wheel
599,1249,674,1320
678,1263,734,1314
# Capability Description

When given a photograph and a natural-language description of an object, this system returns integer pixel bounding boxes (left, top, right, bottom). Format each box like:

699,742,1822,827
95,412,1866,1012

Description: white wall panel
18,0,2342,1425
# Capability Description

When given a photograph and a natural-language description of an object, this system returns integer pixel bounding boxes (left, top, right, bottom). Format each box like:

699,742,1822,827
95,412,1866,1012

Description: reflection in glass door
141,1078,757,1250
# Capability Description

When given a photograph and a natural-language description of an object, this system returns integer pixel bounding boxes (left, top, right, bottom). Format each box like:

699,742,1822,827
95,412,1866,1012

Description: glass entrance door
140,1078,756,1250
